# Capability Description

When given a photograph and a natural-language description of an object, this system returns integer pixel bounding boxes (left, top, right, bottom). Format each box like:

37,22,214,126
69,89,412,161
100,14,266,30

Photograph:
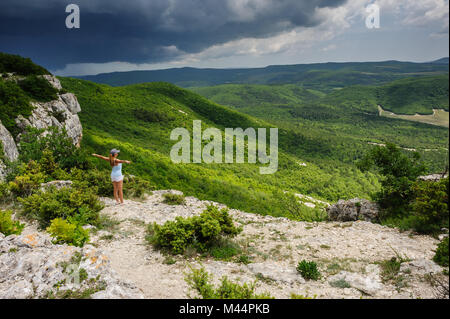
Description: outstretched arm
116,159,132,164
92,154,109,161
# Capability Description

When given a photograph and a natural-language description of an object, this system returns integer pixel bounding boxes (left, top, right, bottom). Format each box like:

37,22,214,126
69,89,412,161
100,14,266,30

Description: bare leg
113,182,120,204
118,180,124,204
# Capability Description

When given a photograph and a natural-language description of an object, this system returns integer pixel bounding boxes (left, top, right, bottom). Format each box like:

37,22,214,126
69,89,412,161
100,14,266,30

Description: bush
0,52,49,75
147,205,242,254
0,182,11,203
19,186,104,229
123,175,154,198
409,178,448,234
18,127,90,171
133,108,173,123
185,267,272,299
163,193,186,205
433,237,449,267
46,218,90,247
18,75,58,102
296,260,321,280
0,80,33,136
8,160,47,197
0,209,25,236
357,143,426,216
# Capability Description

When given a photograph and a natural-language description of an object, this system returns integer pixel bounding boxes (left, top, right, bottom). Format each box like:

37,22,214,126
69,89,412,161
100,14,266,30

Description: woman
92,149,132,205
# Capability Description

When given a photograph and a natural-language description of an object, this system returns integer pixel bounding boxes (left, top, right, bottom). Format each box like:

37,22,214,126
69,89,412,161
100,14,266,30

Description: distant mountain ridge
430,57,449,64
76,60,449,91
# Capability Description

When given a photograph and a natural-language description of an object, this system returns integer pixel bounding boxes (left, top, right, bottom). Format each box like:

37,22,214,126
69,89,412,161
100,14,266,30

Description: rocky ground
1,190,448,299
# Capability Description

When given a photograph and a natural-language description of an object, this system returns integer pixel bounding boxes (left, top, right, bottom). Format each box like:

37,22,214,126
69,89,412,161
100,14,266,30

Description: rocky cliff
0,75,82,180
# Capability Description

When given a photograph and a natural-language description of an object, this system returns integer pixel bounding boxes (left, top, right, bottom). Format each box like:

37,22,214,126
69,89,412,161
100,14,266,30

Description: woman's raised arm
92,154,109,161
116,159,132,164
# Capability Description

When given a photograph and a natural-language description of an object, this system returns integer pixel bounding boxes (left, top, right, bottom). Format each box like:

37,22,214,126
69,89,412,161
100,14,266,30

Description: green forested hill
78,60,449,91
59,77,386,218
322,74,449,115
191,78,449,173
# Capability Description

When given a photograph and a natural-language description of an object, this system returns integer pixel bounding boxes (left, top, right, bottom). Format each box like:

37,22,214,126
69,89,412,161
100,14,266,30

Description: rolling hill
58,77,387,218
77,60,449,92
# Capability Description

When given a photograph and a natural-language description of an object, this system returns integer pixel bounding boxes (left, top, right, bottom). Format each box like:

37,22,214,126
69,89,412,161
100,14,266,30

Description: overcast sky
0,0,448,76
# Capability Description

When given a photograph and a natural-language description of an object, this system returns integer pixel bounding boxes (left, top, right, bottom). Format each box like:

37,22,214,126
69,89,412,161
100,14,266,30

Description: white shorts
111,175,124,182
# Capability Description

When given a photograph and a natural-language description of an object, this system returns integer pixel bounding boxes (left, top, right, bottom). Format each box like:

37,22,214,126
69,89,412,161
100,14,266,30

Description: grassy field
378,106,449,128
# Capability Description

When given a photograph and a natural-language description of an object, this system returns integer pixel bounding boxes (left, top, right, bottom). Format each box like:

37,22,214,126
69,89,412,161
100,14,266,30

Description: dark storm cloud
0,0,347,69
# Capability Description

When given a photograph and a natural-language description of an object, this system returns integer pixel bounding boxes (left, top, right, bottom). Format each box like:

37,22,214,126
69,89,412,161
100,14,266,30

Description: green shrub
123,175,154,199
378,256,408,283
0,209,25,236
18,127,90,171
133,108,173,123
0,52,49,75
296,260,321,280
208,239,241,261
8,160,47,197
147,205,242,254
18,75,58,102
357,143,426,217
0,182,11,203
185,267,272,299
433,237,449,267
163,193,186,205
46,218,90,247
0,79,33,136
329,279,351,289
19,186,104,229
409,178,448,234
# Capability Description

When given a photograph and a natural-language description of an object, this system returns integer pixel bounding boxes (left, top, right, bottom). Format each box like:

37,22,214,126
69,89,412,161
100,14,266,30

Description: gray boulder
327,264,383,295
327,198,379,222
0,232,144,299
0,120,19,162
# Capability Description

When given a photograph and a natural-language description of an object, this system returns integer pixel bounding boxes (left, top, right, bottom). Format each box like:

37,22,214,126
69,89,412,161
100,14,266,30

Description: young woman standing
92,149,132,205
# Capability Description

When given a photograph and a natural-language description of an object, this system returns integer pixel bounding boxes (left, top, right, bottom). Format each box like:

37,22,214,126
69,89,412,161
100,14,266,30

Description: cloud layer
0,0,346,69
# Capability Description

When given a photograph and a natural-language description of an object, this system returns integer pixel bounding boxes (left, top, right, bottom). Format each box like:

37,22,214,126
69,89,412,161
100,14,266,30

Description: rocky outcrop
327,198,379,222
0,75,83,181
0,232,144,299
0,121,19,162
418,174,448,181
15,91,83,147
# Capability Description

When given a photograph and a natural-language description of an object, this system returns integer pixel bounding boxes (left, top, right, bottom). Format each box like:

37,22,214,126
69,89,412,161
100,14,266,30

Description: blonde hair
109,154,117,167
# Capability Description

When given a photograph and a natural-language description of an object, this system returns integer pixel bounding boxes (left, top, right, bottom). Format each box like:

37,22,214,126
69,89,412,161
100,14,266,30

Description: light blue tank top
111,163,123,178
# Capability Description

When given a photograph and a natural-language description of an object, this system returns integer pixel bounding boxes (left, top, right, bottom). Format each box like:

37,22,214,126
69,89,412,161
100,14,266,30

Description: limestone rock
400,259,443,276
247,262,305,285
0,232,144,299
0,120,19,161
40,180,73,191
41,75,63,91
327,265,383,295
327,198,379,222
15,95,83,146
60,93,82,114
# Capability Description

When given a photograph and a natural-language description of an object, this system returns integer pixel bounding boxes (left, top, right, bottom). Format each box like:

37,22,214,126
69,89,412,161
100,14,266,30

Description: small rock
247,262,305,285
400,259,442,276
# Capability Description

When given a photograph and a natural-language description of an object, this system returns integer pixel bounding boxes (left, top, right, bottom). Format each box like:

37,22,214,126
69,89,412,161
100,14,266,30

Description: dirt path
93,191,445,299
